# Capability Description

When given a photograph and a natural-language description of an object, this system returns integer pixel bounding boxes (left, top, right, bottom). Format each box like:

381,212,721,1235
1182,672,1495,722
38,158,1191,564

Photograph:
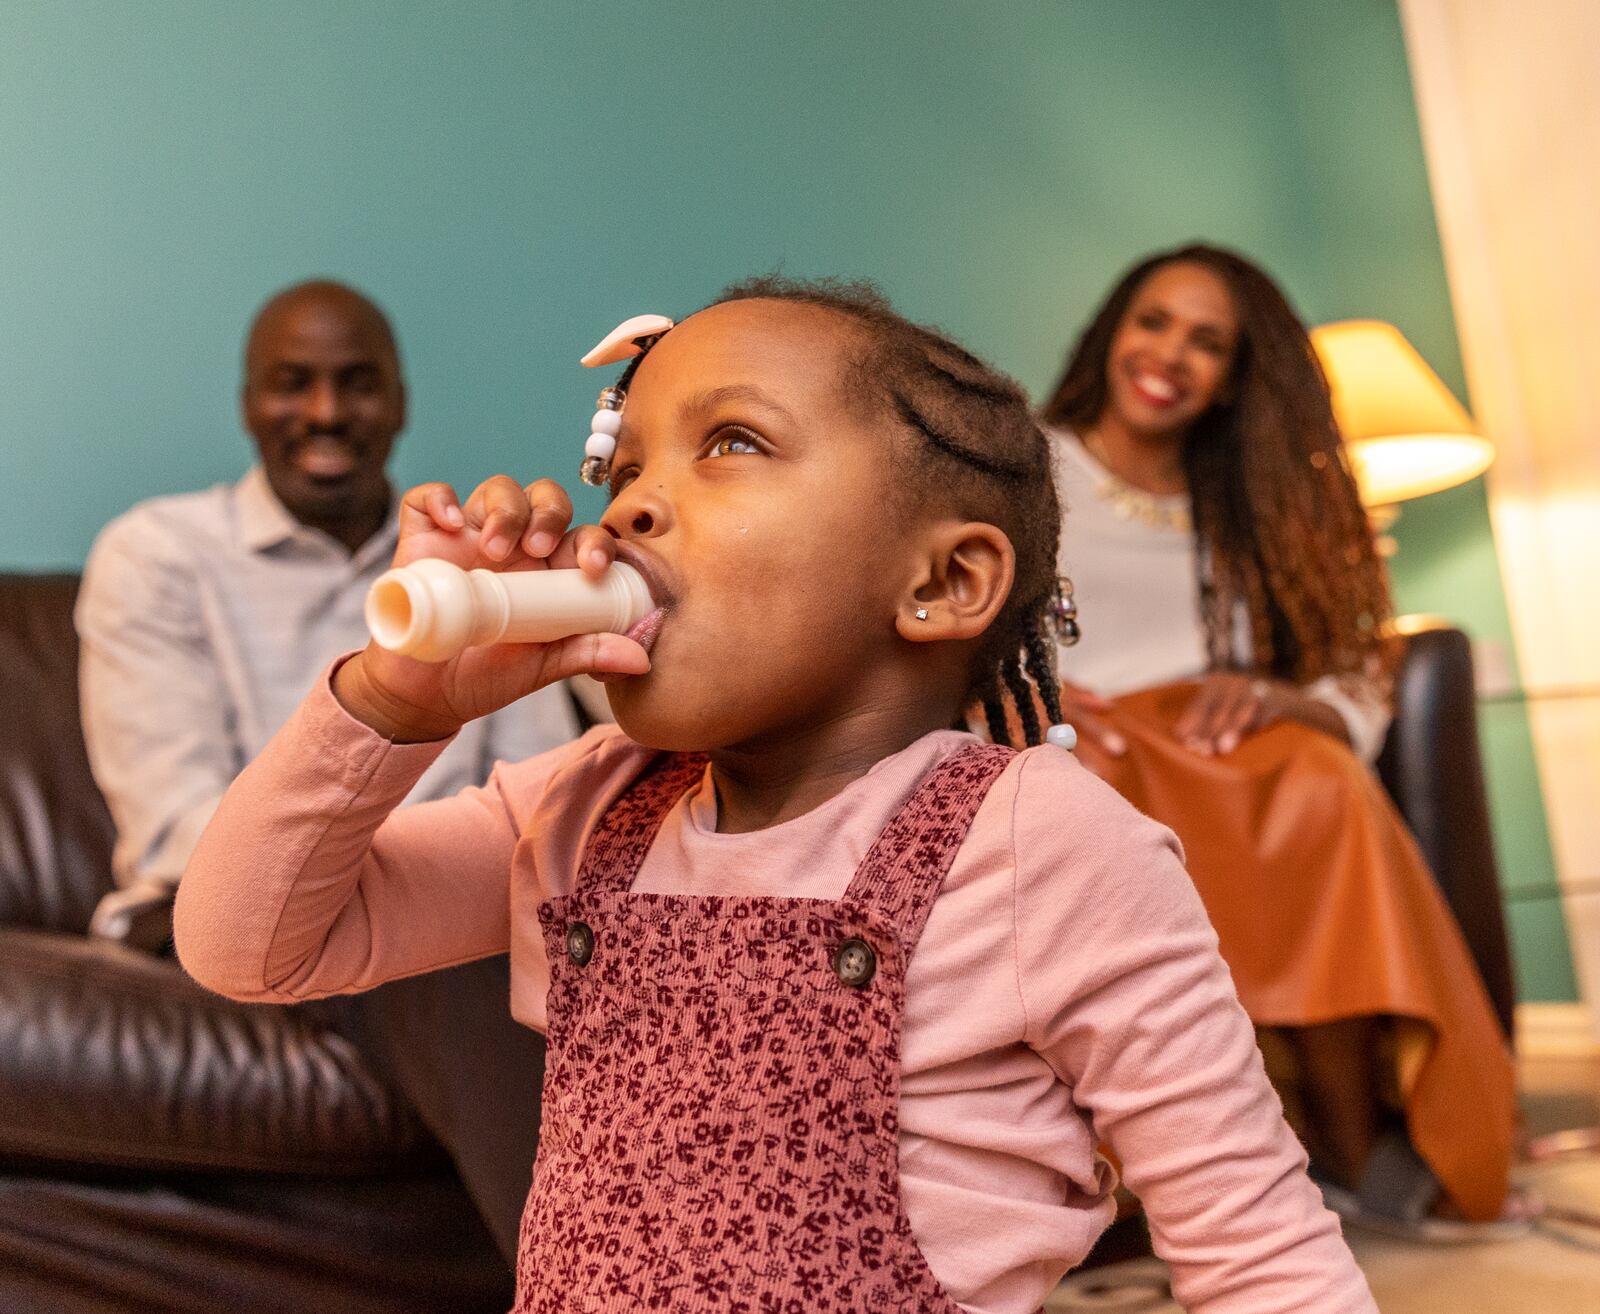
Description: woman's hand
1059,682,1128,757
333,476,650,741
1174,674,1348,756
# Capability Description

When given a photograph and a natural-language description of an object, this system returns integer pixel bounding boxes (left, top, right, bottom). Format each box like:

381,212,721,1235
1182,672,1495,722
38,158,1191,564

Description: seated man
75,278,578,1263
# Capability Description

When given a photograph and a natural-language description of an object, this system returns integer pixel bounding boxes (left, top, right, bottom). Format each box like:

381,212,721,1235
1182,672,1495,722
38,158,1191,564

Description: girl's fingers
466,475,534,562
521,480,575,558
427,485,466,531
534,631,651,685
547,524,618,576
399,482,464,537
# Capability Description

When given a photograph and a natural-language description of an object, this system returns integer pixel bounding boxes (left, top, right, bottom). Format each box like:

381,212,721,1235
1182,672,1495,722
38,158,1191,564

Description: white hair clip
578,313,675,486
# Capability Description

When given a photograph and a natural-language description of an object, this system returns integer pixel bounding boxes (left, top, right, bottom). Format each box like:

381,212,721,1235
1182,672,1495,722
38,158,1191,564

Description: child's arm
174,661,591,1002
1011,753,1376,1313
175,474,649,1004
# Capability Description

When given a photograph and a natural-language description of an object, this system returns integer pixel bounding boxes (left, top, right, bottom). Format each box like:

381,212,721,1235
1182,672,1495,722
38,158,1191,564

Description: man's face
242,291,405,529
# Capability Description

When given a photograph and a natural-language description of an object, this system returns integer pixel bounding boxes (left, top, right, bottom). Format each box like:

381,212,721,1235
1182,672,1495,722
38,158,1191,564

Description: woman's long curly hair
1041,244,1395,687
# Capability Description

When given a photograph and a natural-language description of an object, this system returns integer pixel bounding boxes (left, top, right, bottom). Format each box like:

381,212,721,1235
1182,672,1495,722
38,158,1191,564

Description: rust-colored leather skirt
1065,682,1516,1221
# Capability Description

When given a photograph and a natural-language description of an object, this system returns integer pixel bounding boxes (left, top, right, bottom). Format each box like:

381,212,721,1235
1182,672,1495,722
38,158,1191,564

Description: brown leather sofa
0,575,512,1314
0,575,1517,1312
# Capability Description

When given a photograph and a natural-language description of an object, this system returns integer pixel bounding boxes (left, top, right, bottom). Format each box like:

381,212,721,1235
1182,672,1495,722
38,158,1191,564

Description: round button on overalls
566,921,595,966
834,937,877,988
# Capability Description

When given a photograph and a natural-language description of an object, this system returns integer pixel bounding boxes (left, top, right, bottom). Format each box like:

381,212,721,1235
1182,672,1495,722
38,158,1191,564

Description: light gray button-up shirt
76,465,581,888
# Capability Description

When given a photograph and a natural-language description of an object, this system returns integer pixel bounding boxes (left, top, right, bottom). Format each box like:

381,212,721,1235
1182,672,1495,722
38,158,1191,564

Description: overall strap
576,752,710,895
837,744,1016,953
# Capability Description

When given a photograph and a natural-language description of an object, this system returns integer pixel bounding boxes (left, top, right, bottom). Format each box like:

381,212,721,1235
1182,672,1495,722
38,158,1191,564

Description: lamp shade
1310,319,1494,506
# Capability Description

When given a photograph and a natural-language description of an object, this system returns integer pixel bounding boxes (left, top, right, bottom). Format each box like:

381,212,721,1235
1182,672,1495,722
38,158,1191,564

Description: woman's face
598,299,927,752
1101,261,1240,441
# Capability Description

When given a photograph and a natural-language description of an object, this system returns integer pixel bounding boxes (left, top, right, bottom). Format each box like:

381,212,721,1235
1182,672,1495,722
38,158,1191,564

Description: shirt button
834,938,877,989
566,921,595,967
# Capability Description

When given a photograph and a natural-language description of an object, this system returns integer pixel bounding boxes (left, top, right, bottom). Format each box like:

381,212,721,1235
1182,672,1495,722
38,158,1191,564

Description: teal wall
1,1,1573,998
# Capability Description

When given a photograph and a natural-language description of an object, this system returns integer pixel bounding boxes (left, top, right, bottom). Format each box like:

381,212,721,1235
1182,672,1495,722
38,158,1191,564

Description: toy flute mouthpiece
365,558,653,662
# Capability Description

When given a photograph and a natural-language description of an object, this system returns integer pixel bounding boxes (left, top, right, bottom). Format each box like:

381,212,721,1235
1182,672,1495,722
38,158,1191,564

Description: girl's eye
705,428,763,459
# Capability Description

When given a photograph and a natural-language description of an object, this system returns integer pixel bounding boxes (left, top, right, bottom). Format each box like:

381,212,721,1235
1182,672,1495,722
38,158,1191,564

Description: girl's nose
601,482,671,541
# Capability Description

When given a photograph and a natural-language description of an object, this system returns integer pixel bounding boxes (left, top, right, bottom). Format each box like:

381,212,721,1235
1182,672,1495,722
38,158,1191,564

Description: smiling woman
242,280,406,553
1033,245,1518,1232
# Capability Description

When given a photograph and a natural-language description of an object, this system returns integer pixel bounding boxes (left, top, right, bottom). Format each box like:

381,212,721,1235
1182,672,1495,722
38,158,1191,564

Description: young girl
175,278,1375,1313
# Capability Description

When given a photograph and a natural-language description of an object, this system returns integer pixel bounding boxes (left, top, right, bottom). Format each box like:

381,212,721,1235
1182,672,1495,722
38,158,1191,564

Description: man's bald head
244,280,401,376
241,279,406,552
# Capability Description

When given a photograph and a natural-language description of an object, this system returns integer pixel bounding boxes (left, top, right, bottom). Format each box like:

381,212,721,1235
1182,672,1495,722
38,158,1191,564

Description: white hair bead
1044,723,1078,751
590,408,622,437
584,431,617,461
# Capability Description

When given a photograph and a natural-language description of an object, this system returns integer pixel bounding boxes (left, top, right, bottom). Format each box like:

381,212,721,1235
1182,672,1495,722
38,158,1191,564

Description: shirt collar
237,465,303,552
235,464,400,562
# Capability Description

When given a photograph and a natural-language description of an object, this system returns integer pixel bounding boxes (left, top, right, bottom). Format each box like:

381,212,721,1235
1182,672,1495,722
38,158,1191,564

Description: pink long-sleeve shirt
175,668,1375,1314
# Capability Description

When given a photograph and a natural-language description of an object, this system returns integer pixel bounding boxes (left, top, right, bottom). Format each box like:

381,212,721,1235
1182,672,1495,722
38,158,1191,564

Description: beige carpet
1047,1157,1600,1313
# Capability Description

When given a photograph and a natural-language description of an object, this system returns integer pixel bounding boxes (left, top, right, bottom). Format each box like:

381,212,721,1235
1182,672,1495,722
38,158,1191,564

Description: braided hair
614,275,1065,748
1042,245,1395,688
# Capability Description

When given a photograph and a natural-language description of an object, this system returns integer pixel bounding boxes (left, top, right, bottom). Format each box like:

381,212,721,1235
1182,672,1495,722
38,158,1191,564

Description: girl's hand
1174,674,1347,755
333,476,650,741
1059,682,1128,757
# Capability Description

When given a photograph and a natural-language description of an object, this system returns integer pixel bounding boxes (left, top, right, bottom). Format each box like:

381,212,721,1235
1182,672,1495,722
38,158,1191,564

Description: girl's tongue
625,606,667,655
593,607,665,686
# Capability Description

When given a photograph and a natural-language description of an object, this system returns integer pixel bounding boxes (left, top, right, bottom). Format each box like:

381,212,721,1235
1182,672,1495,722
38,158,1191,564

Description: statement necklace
1082,434,1193,534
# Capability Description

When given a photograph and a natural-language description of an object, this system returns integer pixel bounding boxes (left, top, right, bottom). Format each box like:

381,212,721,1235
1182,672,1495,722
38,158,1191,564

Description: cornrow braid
1001,653,1042,748
1022,612,1065,728
892,396,1033,483
981,687,1011,748
696,275,1068,748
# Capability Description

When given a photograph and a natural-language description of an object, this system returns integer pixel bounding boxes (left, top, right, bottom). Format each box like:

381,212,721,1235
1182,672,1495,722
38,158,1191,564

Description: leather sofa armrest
1377,623,1516,1038
0,926,432,1175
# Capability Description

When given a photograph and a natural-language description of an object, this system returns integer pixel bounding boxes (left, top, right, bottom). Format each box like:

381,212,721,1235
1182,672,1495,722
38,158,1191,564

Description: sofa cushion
0,574,116,934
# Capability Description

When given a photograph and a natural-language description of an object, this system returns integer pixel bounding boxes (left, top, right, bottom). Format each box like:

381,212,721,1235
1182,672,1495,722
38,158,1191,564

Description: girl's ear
896,521,1015,644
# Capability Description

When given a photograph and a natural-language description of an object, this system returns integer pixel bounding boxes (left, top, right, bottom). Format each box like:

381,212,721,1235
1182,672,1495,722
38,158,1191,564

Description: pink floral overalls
514,743,1017,1313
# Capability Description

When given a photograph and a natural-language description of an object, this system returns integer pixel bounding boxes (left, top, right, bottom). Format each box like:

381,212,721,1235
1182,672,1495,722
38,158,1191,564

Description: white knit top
1049,428,1391,763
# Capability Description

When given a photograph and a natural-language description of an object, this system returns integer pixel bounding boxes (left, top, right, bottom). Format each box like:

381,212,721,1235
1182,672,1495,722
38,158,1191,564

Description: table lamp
1310,320,1494,549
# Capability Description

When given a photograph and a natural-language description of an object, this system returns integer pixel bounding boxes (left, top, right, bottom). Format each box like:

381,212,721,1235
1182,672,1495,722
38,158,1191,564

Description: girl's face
598,300,926,751
1102,261,1240,441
